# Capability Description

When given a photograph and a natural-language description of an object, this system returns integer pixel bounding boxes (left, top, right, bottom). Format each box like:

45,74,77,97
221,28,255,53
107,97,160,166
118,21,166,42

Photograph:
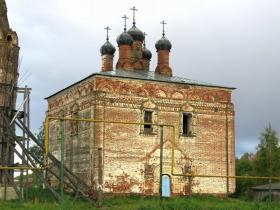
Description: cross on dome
121,15,129,32
143,32,148,47
160,21,167,37
130,6,138,26
104,26,111,41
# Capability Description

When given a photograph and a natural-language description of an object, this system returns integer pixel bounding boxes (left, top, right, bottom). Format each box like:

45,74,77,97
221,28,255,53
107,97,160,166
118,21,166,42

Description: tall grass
0,188,280,210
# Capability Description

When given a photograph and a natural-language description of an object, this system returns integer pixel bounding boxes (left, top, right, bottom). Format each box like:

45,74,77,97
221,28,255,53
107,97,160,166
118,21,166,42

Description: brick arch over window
155,89,167,98
171,91,184,100
97,84,113,93
140,100,158,135
135,87,148,97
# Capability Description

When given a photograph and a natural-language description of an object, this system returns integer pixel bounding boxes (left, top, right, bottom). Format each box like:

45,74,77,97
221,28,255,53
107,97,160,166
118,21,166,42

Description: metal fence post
20,169,23,201
269,134,272,203
60,119,65,204
188,176,192,200
159,126,163,200
98,147,103,207
225,104,229,194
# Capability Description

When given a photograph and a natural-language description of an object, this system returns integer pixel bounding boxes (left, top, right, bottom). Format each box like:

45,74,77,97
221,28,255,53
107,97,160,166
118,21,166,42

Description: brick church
46,8,235,196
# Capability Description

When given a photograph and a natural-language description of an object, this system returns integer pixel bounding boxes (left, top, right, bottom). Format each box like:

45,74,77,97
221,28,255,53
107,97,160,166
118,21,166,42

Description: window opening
183,113,191,136
144,111,153,134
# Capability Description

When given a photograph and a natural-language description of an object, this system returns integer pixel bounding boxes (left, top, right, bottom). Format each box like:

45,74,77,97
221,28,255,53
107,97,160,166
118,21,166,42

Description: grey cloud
6,0,280,156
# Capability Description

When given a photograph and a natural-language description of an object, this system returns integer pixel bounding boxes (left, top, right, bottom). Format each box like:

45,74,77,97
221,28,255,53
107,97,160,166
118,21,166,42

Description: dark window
144,111,153,134
7,35,12,42
183,113,191,136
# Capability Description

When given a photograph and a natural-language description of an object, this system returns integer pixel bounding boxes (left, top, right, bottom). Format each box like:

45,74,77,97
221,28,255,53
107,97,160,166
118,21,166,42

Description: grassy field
0,188,280,210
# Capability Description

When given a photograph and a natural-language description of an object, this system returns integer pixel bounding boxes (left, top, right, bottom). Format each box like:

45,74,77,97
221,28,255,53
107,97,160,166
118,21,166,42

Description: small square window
183,113,192,136
144,111,153,134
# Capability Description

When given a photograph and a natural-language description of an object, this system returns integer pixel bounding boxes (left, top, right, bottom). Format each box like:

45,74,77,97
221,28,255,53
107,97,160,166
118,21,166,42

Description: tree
28,125,45,165
254,124,280,178
235,153,256,197
235,125,280,198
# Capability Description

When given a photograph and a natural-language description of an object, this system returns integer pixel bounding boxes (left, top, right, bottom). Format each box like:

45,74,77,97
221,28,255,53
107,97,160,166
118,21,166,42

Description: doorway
162,174,171,197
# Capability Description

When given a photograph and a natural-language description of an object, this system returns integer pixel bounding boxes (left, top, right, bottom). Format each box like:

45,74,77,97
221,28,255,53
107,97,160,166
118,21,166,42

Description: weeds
0,188,279,210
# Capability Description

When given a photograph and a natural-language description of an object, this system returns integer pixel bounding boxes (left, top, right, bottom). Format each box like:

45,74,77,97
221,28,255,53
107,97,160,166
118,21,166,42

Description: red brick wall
47,75,235,195
94,76,235,195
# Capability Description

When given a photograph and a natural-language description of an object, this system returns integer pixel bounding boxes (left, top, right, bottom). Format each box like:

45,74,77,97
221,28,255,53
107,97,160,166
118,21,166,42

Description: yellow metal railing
3,115,279,181
170,126,280,180
45,117,175,202
0,116,174,171
44,117,175,167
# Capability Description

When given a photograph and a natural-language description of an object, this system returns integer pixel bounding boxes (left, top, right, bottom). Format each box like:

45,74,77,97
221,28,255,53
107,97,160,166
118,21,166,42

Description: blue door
162,175,171,197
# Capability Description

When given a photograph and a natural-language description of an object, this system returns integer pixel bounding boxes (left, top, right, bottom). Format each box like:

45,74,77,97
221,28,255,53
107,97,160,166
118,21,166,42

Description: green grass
0,188,280,210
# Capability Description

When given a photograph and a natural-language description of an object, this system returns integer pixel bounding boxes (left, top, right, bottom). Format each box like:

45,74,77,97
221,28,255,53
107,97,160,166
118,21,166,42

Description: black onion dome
127,26,145,42
100,41,116,55
155,37,172,52
142,47,152,60
117,32,133,46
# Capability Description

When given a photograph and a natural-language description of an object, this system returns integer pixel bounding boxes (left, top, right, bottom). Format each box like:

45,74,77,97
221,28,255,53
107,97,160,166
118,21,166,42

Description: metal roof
45,69,235,99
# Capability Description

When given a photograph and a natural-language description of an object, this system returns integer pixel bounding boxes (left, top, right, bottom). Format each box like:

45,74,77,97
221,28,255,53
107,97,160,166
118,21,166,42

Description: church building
46,8,236,196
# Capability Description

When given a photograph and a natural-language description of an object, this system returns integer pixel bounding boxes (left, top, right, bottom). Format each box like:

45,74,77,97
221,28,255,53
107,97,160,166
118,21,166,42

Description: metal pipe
60,119,65,204
46,117,174,127
188,176,192,198
19,169,23,201
98,147,103,207
16,116,91,195
0,166,45,170
269,132,272,203
159,126,163,200
44,117,174,171
43,116,280,199
26,85,30,186
3,115,62,202
225,104,229,193
171,126,175,175
171,173,280,180
45,117,49,167
170,112,280,183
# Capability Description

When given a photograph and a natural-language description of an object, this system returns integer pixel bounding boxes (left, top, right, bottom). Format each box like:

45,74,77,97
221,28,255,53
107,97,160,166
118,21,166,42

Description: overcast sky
6,0,280,157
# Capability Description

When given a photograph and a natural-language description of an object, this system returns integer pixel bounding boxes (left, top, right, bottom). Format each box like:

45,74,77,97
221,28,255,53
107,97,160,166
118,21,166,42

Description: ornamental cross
104,26,111,41
130,6,138,26
121,15,129,32
160,20,167,37
143,32,147,47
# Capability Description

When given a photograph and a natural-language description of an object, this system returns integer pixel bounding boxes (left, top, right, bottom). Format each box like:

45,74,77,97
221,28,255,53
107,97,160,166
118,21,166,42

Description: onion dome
127,26,145,42
155,37,172,52
142,32,152,60
117,32,133,46
100,41,116,55
142,47,152,60
100,26,116,55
